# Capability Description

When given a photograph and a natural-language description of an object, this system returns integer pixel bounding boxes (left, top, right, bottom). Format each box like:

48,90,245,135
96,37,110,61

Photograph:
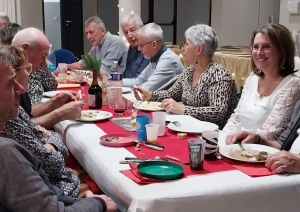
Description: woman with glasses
133,24,237,128
224,23,300,144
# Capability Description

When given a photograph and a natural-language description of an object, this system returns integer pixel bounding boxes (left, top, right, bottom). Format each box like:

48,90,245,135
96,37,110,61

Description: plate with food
100,134,137,147
133,101,164,111
219,144,279,163
77,110,113,122
167,121,218,134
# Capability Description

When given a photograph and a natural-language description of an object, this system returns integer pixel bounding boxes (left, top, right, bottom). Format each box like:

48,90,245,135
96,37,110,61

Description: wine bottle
88,70,102,109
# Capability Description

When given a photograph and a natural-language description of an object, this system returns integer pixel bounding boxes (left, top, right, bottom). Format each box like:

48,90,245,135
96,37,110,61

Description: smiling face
121,18,139,47
85,22,106,46
251,33,281,73
0,62,24,123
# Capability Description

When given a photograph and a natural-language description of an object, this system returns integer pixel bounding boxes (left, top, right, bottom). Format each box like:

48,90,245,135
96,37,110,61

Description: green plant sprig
81,54,102,78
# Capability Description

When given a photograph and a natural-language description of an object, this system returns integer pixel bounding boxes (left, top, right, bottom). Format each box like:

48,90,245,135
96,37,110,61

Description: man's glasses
138,40,155,48
251,44,273,52
15,63,33,74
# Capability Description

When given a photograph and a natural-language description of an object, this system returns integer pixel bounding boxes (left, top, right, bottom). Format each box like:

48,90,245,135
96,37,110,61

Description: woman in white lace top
224,24,300,142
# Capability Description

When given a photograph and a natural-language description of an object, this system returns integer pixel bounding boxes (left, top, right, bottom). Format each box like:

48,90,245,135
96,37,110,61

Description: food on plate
104,136,120,142
140,101,162,110
230,148,270,161
80,111,98,119
131,118,136,127
177,133,187,139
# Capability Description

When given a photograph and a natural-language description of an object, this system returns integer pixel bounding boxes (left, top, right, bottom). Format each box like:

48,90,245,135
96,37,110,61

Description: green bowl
137,161,184,180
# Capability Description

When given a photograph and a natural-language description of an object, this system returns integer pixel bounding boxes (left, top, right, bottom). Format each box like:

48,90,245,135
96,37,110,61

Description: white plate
76,110,113,122
219,144,279,163
43,90,68,98
122,87,132,93
167,121,218,134
133,101,164,111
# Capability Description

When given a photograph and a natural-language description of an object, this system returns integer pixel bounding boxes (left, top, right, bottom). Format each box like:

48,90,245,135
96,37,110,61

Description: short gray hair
120,14,143,28
136,23,164,46
0,46,14,77
0,12,10,24
11,27,45,49
85,16,106,29
184,24,218,58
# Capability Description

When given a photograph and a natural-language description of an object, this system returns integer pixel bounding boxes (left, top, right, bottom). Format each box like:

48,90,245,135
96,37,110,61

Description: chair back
53,49,76,67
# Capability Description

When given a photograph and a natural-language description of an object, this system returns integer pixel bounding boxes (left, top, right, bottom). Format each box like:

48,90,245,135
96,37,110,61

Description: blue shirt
122,46,150,78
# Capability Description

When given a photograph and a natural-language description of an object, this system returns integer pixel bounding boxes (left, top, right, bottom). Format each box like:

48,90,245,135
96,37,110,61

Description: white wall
279,0,300,31
83,0,97,53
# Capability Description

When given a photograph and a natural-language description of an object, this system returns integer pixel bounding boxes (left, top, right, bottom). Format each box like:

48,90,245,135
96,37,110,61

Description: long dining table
47,89,300,212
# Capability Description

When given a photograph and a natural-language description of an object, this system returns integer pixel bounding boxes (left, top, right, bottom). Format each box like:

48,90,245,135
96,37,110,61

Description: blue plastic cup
136,115,150,141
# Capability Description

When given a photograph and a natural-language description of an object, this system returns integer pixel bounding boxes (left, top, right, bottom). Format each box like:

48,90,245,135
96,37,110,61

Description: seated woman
223,23,300,141
3,46,80,197
0,22,22,45
133,24,237,128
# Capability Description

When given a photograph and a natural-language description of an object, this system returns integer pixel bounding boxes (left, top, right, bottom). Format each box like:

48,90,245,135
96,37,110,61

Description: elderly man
121,14,149,78
226,100,300,174
122,23,183,91
67,16,127,74
12,27,83,129
0,48,117,211
0,12,10,28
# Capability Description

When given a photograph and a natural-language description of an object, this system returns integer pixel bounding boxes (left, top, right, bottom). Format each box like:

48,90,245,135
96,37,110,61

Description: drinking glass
114,101,126,115
76,73,87,95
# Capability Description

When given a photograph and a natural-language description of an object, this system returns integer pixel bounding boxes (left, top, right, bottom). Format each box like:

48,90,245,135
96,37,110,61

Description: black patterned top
29,67,58,105
4,106,80,197
151,62,238,128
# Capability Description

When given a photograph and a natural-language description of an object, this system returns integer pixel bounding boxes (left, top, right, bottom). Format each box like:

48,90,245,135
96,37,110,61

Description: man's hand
266,151,300,174
36,125,51,138
52,91,77,107
225,131,259,145
86,190,118,212
44,143,56,152
56,101,85,121
161,99,185,115
132,86,152,101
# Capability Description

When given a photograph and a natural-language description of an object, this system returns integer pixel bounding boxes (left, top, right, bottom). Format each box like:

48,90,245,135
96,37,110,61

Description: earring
195,57,198,64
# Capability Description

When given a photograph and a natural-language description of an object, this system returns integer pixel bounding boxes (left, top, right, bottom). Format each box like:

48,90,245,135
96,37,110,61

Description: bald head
12,27,50,72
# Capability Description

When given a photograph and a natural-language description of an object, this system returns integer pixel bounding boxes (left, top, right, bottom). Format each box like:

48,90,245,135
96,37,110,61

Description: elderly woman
0,22,22,45
224,23,300,143
133,24,237,128
3,45,80,197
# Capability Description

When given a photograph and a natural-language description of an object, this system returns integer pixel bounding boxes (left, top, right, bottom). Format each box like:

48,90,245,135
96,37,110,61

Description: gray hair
85,16,106,30
136,23,164,46
184,24,218,58
11,27,45,49
120,13,143,28
0,12,10,24
0,46,14,77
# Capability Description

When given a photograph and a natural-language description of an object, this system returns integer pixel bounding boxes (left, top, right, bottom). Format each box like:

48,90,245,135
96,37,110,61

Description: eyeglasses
251,44,273,52
15,63,33,74
138,40,155,48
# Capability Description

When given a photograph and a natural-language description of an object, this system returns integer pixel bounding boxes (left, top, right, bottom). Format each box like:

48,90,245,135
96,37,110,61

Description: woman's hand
132,86,152,101
36,125,51,138
225,131,259,145
162,99,185,114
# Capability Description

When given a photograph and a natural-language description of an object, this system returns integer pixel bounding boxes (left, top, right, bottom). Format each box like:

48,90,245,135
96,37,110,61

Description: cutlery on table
165,155,189,165
236,141,246,151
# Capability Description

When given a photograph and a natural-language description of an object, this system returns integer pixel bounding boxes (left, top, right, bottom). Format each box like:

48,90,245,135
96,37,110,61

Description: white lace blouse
222,72,300,141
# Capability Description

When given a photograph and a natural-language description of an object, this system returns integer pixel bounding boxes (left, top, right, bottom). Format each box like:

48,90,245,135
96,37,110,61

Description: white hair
11,27,45,49
0,12,10,24
136,23,164,46
85,16,106,29
120,13,143,28
184,24,218,58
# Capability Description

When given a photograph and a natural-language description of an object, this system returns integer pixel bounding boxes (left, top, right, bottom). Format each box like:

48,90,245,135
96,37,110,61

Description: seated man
121,13,150,78
0,48,117,211
12,27,84,129
122,23,184,91
226,99,300,174
67,15,127,74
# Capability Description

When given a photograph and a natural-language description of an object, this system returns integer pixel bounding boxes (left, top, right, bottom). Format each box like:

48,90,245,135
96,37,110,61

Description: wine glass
76,73,87,95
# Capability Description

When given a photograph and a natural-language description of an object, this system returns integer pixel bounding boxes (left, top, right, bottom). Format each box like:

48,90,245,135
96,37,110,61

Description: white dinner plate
219,144,279,163
122,87,132,93
43,90,69,98
133,101,164,111
167,121,218,134
76,110,113,122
